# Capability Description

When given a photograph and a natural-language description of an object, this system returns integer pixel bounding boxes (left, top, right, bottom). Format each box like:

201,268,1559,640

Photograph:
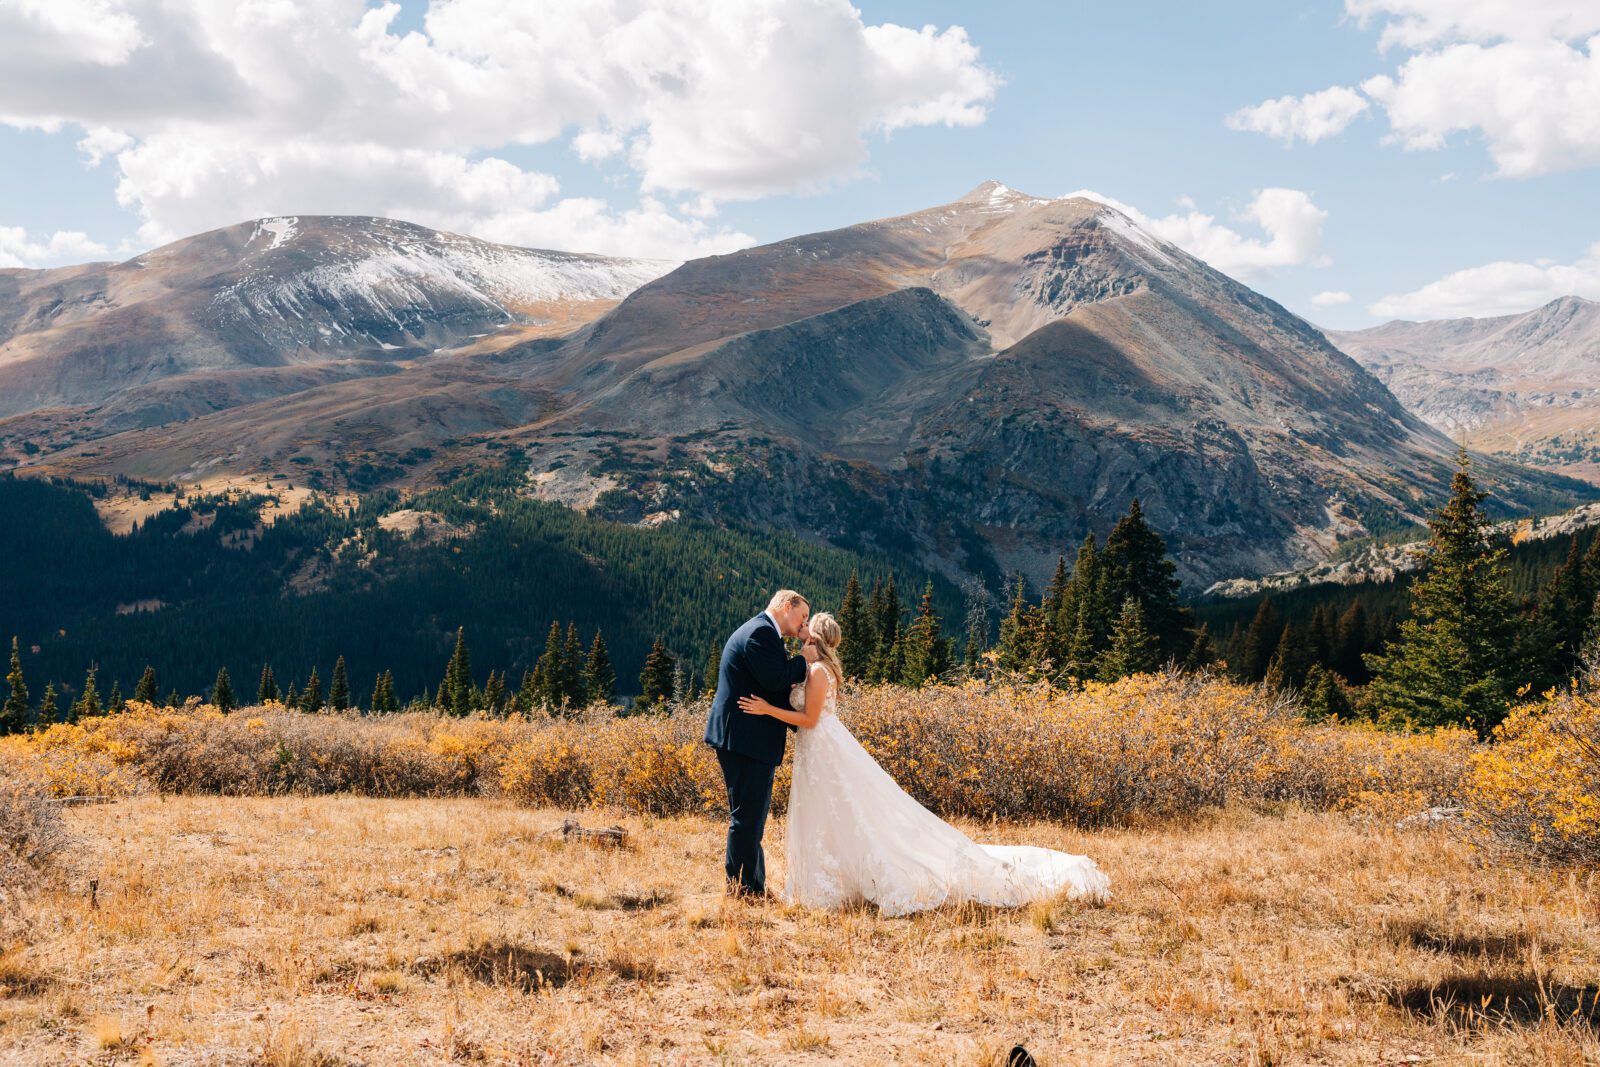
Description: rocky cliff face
5,187,1589,589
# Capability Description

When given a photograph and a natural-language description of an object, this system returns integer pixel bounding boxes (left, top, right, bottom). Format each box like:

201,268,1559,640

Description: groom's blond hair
766,589,810,613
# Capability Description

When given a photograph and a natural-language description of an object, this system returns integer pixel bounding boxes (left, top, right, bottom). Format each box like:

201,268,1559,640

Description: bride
737,612,1110,916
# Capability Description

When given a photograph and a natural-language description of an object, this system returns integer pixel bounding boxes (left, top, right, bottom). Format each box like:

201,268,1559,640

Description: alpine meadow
3,2,1600,1064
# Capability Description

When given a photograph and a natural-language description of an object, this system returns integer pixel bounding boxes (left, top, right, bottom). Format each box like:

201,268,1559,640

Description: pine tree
1238,597,1283,681
211,667,236,713
1266,622,1314,691
1100,499,1189,656
2,637,29,734
76,664,102,718
433,679,448,710
257,665,278,704
1064,600,1101,681
135,665,159,705
900,581,952,685
866,576,903,682
583,630,616,706
329,656,350,711
703,645,721,697
837,572,873,680
377,670,399,714
516,669,538,714
1363,451,1522,734
107,680,125,714
560,623,586,708
994,574,1033,674
1182,623,1216,672
637,637,676,711
1300,663,1354,720
444,627,473,716
302,666,323,713
483,670,507,715
285,680,301,709
1035,555,1072,669
533,621,565,711
371,673,387,715
1333,600,1369,683
1100,597,1160,681
36,683,58,728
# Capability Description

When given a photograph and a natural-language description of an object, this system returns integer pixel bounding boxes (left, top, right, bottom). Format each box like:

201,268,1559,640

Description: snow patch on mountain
249,217,298,250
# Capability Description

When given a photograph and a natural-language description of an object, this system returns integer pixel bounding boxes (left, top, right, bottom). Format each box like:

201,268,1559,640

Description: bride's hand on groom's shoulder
737,695,772,716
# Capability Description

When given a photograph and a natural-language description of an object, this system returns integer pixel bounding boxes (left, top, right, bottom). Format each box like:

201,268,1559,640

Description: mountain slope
0,216,672,424
1325,296,1600,480
6,186,1590,589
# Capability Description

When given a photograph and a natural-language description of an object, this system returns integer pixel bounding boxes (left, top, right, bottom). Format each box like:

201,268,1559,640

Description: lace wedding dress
784,678,1110,916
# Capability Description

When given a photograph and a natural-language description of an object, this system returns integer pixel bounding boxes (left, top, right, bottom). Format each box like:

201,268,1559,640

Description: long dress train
784,681,1110,916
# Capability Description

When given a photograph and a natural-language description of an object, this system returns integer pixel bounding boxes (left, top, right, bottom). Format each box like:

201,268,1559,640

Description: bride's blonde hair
808,612,845,690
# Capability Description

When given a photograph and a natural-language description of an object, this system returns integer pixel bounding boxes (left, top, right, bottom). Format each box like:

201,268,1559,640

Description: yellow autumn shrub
0,674,1476,827
1465,690,1600,864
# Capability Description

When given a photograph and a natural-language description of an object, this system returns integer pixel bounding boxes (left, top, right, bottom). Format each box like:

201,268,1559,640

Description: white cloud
1361,36,1600,178
1312,290,1353,305
1224,86,1370,144
0,225,110,268
1067,188,1331,280
1344,0,1600,49
1370,242,1600,319
1226,2,1600,178
0,0,996,260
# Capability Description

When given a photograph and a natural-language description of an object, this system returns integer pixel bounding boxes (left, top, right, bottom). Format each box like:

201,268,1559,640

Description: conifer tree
1363,451,1521,734
1333,600,1369,683
301,667,323,712
329,656,350,711
1266,622,1314,691
2,637,28,734
37,683,58,728
866,576,903,681
1239,596,1283,681
76,664,102,718
1100,597,1160,680
637,637,676,710
1100,499,1191,657
211,667,236,713
107,680,125,714
286,680,301,709
584,630,616,705
1064,600,1101,681
516,669,537,714
444,627,473,716
533,621,565,711
994,575,1035,674
1035,555,1072,668
703,645,721,697
837,572,873,680
433,679,448,710
1300,663,1354,720
371,673,387,715
483,670,507,714
1182,623,1216,672
135,666,159,705
961,583,992,672
900,581,952,685
560,623,586,707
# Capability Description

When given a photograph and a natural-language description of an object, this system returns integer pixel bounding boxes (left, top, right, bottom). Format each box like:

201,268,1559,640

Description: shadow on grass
1391,974,1600,1031
1381,917,1544,958
422,940,667,990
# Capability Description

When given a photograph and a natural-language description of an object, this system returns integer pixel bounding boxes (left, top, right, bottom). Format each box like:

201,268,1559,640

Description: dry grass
1,796,1596,1065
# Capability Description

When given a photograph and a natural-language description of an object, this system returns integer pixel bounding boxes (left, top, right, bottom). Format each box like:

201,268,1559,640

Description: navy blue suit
704,612,807,893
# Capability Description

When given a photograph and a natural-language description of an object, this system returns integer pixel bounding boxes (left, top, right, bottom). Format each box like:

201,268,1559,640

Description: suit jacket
703,613,808,765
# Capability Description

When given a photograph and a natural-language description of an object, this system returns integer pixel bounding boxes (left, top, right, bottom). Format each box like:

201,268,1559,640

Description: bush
0,774,65,900
0,677,1475,828
1465,690,1600,865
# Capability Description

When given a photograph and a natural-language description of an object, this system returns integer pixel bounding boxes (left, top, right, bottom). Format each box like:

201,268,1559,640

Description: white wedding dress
784,677,1110,916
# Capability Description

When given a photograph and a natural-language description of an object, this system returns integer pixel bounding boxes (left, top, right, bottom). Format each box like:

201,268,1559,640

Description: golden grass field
2,794,1598,1066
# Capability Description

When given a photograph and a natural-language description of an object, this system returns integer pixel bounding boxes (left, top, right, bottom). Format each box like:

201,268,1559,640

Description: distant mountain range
1,184,1590,590
1326,296,1600,481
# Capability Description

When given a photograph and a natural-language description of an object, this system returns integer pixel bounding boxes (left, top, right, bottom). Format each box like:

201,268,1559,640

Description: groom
704,589,816,898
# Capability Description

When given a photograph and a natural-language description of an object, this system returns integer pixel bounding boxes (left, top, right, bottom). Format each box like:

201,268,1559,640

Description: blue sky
1,0,1596,329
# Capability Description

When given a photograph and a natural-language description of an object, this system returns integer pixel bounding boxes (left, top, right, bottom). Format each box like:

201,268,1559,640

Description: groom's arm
746,624,807,692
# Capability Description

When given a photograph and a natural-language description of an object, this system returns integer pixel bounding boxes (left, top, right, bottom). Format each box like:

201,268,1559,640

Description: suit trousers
715,745,777,894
